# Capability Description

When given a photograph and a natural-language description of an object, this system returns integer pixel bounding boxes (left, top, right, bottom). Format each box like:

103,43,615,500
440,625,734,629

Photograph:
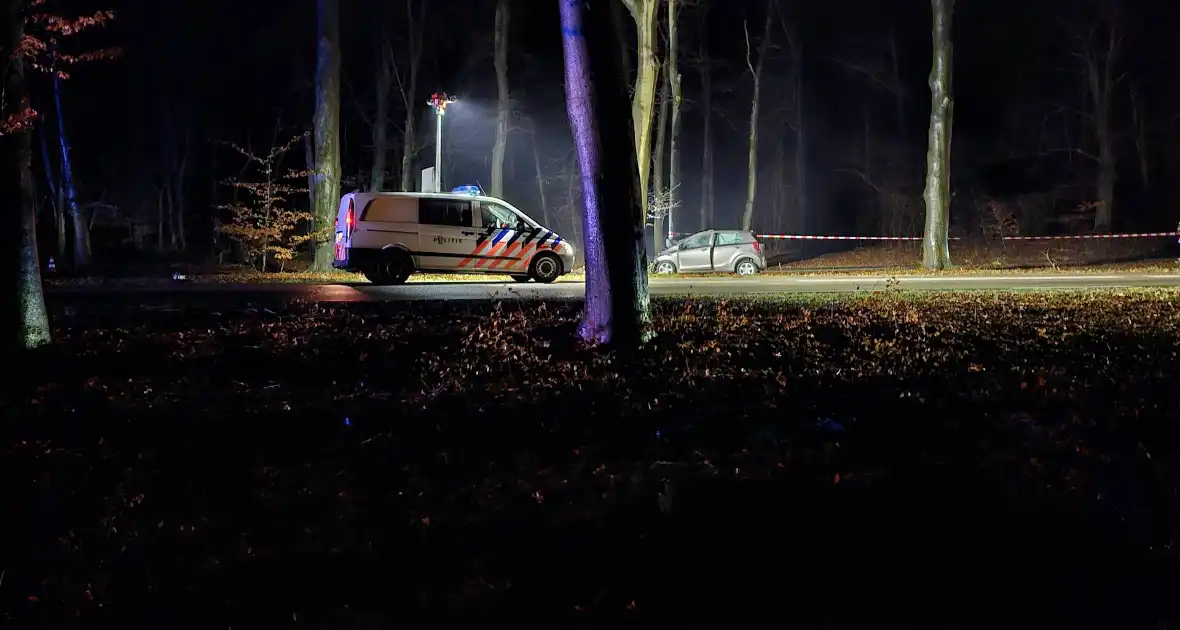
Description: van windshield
482,200,539,230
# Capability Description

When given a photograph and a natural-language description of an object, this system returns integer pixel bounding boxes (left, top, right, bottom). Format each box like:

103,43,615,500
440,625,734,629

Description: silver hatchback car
652,229,767,276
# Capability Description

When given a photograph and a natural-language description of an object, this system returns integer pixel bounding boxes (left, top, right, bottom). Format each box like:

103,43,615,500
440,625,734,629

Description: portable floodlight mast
428,92,455,192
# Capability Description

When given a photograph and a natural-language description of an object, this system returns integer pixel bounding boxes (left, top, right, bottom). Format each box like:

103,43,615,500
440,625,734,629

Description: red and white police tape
670,231,1180,241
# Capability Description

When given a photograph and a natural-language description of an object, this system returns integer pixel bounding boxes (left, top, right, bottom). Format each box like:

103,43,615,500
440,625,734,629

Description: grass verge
5,290,1180,624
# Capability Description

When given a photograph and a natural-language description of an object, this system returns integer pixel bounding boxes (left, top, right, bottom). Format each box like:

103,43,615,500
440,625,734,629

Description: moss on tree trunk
311,0,342,271
1,0,51,350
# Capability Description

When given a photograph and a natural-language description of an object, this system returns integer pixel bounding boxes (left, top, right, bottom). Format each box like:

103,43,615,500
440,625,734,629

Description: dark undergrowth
3,292,1180,627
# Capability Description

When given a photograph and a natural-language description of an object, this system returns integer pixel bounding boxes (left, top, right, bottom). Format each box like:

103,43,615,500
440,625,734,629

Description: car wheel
364,250,412,285
529,252,562,284
510,275,531,283
654,261,677,274
734,258,759,276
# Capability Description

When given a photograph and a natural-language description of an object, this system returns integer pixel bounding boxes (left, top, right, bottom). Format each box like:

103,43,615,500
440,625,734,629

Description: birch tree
695,1,714,230
561,0,653,347
666,0,682,244
491,0,510,198
921,0,954,270
617,0,659,214
740,0,773,232
311,0,342,270
650,63,668,246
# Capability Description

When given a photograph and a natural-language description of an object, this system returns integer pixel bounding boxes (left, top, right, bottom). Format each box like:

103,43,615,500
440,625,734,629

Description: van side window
420,199,473,227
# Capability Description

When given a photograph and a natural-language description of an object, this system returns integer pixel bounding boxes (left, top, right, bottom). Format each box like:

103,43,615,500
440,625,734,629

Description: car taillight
752,240,762,254
345,199,354,235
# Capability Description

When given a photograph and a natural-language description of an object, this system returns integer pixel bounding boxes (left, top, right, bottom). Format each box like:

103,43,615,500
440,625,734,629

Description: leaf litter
2,289,1180,626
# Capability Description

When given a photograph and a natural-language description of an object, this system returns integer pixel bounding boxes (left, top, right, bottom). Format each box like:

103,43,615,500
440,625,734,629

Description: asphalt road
44,272,1180,306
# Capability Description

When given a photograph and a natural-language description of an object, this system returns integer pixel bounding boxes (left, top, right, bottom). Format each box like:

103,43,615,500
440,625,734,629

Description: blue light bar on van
452,185,482,195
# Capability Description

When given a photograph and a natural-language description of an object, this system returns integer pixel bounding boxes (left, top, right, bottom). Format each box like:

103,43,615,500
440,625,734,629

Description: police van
332,187,576,285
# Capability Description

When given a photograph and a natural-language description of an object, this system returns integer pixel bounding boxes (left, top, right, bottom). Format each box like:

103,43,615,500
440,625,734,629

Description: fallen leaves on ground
3,290,1180,626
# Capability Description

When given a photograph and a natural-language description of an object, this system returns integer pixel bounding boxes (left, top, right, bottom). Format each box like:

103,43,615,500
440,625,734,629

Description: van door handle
461,231,476,236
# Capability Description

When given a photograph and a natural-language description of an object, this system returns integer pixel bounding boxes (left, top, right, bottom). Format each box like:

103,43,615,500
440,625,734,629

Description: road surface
44,272,1180,306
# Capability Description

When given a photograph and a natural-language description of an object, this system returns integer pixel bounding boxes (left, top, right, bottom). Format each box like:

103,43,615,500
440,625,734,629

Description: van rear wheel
364,250,412,285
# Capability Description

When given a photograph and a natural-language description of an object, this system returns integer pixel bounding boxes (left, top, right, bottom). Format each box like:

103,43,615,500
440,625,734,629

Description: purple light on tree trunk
560,0,653,347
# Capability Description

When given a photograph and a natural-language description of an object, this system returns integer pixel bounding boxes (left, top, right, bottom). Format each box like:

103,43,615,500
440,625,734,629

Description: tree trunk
698,9,713,231
38,126,66,259
666,0,681,246
921,0,953,270
1086,16,1118,233
53,75,89,269
371,36,392,192
311,0,342,270
166,182,178,250
530,130,550,226
157,185,166,251
491,0,511,198
1130,87,1149,205
561,0,653,347
610,0,631,82
175,136,188,250
651,71,668,251
1,0,50,350
740,5,773,232
304,134,317,214
399,0,425,192
620,0,659,217
668,79,681,244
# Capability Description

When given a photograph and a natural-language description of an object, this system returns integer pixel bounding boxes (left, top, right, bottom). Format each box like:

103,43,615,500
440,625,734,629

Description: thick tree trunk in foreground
561,0,653,347
491,0,510,198
53,75,88,269
311,0,342,270
1,0,51,350
921,0,953,270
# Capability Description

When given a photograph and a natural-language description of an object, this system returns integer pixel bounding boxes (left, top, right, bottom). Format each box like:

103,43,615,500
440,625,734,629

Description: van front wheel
529,253,562,284
364,250,412,285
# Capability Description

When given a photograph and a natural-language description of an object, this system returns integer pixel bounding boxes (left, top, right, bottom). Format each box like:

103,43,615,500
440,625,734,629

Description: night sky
47,0,1180,250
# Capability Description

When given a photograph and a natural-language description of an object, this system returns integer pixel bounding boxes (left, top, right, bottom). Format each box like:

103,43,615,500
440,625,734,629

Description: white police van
332,186,576,285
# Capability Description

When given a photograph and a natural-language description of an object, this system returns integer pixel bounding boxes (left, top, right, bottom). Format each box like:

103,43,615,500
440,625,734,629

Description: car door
711,231,746,271
415,198,479,271
676,231,715,272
